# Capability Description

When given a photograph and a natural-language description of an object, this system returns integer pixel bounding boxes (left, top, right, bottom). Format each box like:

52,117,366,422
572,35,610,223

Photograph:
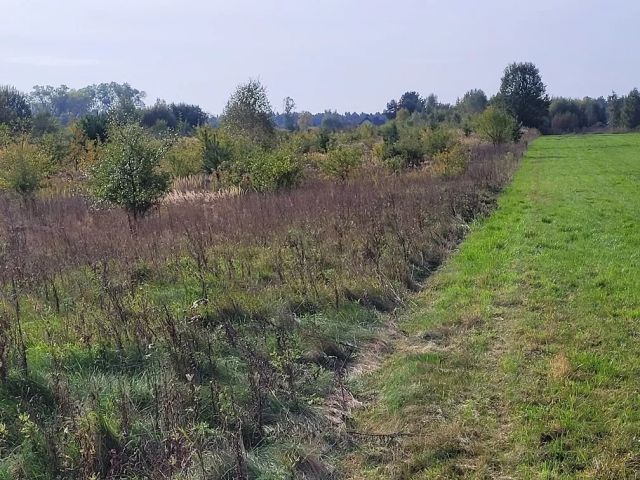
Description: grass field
345,133,640,478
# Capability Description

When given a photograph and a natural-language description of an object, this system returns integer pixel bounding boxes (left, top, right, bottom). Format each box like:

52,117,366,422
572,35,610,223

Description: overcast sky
2,0,639,114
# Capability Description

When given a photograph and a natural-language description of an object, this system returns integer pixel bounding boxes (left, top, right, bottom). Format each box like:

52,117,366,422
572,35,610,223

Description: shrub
475,106,520,145
163,136,203,178
234,148,303,192
423,127,456,158
322,145,363,180
0,140,50,196
432,143,470,177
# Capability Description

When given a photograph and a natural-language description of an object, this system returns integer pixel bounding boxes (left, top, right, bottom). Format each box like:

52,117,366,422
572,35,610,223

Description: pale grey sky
2,0,639,114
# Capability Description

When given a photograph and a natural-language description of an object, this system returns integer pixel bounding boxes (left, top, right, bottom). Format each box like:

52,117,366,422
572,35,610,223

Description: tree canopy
93,123,170,220
220,79,275,146
622,88,640,129
0,86,32,131
496,62,550,129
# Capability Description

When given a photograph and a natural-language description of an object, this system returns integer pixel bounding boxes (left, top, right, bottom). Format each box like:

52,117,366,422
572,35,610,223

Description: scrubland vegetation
0,61,638,478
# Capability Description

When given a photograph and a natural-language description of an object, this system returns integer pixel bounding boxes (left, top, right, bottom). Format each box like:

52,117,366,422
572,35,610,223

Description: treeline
383,64,640,135
1,61,639,212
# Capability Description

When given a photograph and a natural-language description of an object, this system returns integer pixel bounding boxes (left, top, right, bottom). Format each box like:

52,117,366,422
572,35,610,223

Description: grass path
344,134,640,479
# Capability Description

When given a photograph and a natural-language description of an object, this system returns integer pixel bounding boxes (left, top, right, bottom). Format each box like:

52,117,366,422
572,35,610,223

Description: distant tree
551,112,580,133
283,96,296,132
622,88,640,129
398,91,424,114
320,111,343,131
31,111,61,137
459,89,488,115
170,103,208,132
475,106,520,145
92,82,146,114
141,100,178,130
0,86,32,131
297,111,313,130
30,84,93,124
424,94,439,115
384,99,398,119
220,79,275,146
581,97,607,127
93,123,170,222
496,62,550,129
79,113,110,142
30,83,146,124
607,92,624,129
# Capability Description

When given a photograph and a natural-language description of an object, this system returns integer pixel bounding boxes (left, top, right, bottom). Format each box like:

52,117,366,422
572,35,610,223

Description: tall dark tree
398,91,424,114
0,85,32,131
141,100,178,130
622,88,640,129
607,92,624,129
384,99,398,120
496,62,550,129
170,103,208,132
283,96,296,132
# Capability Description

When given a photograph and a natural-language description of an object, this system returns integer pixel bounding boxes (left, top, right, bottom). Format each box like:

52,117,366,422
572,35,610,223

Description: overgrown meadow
0,75,542,479
0,138,527,479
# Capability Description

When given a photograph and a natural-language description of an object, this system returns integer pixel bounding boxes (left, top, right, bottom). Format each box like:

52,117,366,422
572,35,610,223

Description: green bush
0,140,51,196
322,144,363,180
475,106,520,145
162,136,203,178
235,148,303,192
423,127,456,158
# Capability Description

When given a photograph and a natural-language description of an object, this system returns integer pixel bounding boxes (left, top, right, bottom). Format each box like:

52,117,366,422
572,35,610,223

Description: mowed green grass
346,134,640,479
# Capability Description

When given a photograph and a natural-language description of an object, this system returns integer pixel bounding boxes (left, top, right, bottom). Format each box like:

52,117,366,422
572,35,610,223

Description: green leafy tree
496,62,550,129
622,88,640,129
459,89,488,115
475,106,520,145
220,79,275,146
0,86,32,132
398,91,424,114
93,123,170,221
